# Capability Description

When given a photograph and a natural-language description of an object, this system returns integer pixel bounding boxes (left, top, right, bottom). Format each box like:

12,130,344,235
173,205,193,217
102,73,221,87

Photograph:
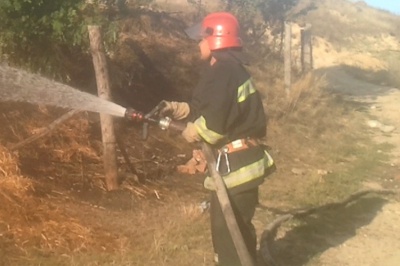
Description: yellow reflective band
194,116,225,144
237,79,256,103
204,154,271,190
264,150,274,167
223,157,266,188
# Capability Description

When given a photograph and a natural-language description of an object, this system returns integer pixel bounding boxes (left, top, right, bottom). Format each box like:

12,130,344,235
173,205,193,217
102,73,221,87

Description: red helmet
185,12,242,51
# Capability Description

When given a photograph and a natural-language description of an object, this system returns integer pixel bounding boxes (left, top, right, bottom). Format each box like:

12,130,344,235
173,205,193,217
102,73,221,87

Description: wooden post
284,21,292,95
201,142,255,266
88,25,119,191
301,24,313,73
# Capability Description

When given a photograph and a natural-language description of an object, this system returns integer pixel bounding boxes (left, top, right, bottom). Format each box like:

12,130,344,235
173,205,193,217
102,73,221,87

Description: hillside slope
291,0,400,71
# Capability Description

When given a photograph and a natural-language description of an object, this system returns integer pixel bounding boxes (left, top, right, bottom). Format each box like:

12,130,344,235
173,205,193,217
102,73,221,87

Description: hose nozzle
124,108,144,122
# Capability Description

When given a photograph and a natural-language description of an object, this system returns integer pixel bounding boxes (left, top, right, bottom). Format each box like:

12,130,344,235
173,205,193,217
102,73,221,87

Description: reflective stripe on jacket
204,148,275,192
193,78,258,145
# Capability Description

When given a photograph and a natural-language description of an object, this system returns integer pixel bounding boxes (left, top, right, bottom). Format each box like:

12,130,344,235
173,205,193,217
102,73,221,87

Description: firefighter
162,12,274,265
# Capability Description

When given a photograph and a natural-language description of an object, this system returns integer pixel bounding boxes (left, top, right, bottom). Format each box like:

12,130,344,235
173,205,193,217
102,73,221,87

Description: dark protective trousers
210,187,259,266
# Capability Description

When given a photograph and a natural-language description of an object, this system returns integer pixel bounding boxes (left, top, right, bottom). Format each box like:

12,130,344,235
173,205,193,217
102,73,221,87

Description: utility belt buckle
215,147,231,176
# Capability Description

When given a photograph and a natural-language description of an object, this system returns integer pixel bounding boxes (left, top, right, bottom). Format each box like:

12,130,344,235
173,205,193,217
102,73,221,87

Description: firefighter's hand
160,101,190,120
182,122,201,143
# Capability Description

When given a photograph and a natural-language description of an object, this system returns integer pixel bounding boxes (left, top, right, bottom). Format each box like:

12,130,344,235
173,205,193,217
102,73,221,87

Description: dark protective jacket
187,50,274,194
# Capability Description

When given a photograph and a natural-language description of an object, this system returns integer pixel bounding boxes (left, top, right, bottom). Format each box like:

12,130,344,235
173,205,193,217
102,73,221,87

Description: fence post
284,21,292,95
88,25,119,191
301,24,313,73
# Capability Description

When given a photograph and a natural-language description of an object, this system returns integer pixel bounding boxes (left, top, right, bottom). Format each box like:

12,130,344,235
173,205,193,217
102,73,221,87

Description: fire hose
124,101,255,266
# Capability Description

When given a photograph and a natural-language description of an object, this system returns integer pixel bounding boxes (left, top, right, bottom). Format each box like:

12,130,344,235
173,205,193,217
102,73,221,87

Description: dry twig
9,110,80,151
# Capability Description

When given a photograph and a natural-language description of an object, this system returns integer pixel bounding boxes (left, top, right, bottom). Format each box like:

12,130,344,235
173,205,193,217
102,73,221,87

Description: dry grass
0,146,92,254
250,66,379,208
387,52,400,87
291,0,400,76
264,72,329,119
254,69,356,143
0,100,210,264
298,0,400,48
0,145,142,266
0,144,20,177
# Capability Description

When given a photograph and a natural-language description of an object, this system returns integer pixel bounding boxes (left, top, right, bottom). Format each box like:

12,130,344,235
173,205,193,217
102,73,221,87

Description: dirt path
321,67,400,165
310,67,400,266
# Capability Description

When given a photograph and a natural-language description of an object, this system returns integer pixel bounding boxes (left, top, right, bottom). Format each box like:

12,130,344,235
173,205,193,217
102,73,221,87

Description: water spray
0,64,126,117
0,65,184,138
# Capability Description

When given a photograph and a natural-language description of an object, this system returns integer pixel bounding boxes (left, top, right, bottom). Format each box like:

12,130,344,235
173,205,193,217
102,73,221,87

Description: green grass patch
296,138,393,207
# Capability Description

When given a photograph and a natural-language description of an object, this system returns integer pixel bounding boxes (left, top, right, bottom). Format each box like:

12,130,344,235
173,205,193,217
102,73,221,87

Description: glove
182,122,201,143
160,101,190,120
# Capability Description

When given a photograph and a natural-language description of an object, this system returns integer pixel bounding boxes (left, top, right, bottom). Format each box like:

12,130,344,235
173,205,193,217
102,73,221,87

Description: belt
221,138,258,154
216,138,258,176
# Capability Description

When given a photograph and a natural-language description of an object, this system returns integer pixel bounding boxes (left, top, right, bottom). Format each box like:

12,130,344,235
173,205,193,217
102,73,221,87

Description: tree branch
9,109,80,151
